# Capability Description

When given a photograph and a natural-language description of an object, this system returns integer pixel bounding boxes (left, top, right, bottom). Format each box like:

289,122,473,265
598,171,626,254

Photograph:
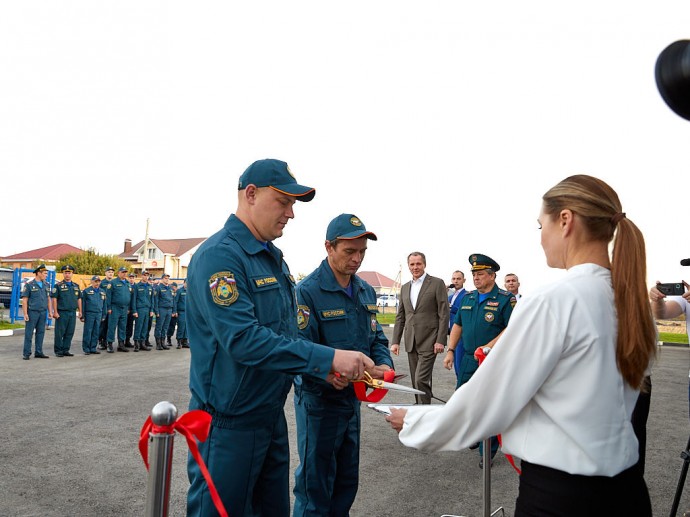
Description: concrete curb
0,328,25,337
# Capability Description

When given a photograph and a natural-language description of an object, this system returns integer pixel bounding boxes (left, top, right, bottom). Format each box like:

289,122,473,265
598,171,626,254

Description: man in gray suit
390,252,449,404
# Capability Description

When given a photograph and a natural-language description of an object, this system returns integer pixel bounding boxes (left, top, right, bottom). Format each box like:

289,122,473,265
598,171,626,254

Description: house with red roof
118,237,206,279
357,271,401,296
0,243,84,270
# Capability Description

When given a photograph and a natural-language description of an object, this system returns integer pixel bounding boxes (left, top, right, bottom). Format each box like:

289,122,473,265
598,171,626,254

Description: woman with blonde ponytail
386,175,655,516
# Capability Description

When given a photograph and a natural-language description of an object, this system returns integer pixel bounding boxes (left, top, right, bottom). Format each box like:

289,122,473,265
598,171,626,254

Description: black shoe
98,343,107,350
117,344,130,352
90,350,101,355
166,337,172,346
34,353,50,359
125,341,134,348
176,343,182,349
84,351,91,355
22,355,30,360
63,352,74,357
469,442,480,450
182,341,190,349
107,343,114,353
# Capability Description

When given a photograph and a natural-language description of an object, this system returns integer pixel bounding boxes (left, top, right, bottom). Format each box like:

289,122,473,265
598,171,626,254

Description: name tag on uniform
366,304,378,312
461,305,473,310
321,309,346,319
487,301,499,307
253,276,278,287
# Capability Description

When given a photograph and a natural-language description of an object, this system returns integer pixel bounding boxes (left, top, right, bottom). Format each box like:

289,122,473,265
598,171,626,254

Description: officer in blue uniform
132,270,153,352
125,272,137,347
166,282,179,347
106,266,134,353
293,214,393,517
173,279,188,348
51,264,82,357
186,159,373,517
80,275,107,354
444,253,516,467
98,266,115,349
153,274,174,350
21,264,53,360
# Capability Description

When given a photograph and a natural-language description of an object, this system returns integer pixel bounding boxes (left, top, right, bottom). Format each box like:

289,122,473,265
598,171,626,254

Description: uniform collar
224,214,282,262
316,258,362,293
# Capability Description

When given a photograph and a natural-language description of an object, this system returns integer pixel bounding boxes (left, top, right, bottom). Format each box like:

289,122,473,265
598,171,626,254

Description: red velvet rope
139,410,229,517
475,348,521,475
353,370,396,402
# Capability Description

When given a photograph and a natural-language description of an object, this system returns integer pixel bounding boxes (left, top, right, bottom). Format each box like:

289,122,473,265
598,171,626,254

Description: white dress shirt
409,273,426,310
399,263,644,476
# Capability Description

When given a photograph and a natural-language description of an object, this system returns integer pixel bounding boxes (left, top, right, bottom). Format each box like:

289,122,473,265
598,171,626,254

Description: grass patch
377,313,396,325
0,321,24,330
659,332,689,344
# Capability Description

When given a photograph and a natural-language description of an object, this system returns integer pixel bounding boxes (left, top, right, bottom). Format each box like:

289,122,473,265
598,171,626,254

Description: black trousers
515,461,651,517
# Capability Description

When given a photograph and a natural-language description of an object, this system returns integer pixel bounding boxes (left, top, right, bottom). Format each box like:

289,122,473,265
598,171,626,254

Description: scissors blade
372,379,424,395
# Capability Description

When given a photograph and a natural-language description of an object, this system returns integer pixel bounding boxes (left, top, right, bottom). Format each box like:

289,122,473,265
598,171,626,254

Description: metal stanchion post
144,401,178,517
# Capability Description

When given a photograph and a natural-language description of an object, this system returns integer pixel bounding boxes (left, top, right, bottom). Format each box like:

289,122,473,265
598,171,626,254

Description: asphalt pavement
0,322,688,516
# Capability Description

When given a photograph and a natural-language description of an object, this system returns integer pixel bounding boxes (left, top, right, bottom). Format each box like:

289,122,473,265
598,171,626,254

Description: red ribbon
139,410,229,517
353,370,397,402
475,347,521,475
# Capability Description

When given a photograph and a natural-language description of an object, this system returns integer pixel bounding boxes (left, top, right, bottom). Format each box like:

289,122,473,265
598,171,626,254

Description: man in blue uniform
80,275,107,355
173,279,188,349
106,266,134,353
51,264,82,357
154,274,174,350
124,273,137,347
293,213,393,517
443,253,516,467
132,270,154,352
98,266,115,349
166,282,179,347
21,264,53,360
186,159,373,517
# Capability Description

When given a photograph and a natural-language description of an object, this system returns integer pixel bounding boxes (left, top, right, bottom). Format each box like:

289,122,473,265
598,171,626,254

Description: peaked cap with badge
469,254,500,272
33,264,47,274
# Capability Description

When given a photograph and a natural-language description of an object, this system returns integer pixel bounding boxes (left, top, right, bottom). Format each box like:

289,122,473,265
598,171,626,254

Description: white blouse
399,263,643,476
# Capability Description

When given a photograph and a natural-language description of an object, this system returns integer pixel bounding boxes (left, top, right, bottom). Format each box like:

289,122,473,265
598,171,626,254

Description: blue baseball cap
118,267,128,273
326,214,377,241
91,275,101,281
238,159,315,202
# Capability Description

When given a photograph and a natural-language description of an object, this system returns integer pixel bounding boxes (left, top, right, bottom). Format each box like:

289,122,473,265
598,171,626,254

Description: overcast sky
1,1,689,292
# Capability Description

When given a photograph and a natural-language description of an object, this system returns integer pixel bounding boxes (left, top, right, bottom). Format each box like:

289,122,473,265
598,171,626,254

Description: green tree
55,248,130,276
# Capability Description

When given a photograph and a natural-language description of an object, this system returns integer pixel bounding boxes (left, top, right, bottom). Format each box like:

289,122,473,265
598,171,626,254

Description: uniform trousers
515,460,651,517
82,312,102,353
155,307,172,339
293,390,360,517
23,309,47,357
167,314,178,339
54,310,76,355
187,404,289,517
134,311,151,342
99,314,109,344
176,311,187,340
107,305,129,343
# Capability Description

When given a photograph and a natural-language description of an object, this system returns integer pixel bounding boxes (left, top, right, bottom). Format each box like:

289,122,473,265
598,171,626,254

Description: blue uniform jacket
294,259,393,400
154,283,174,312
51,280,81,311
187,214,335,418
106,277,134,310
133,281,153,311
22,279,50,311
81,286,107,318
453,283,515,353
173,286,186,312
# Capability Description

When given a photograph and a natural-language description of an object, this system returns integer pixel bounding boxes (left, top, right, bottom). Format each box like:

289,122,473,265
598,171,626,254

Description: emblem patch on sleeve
370,314,377,332
297,305,310,330
209,272,239,306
